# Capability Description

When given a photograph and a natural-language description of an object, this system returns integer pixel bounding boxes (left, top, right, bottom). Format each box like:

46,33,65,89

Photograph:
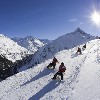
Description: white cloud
68,19,77,22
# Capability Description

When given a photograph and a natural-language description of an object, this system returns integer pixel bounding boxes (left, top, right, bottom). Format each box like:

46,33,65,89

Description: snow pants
53,71,63,80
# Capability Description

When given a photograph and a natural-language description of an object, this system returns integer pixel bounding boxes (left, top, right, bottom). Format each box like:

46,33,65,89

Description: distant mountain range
12,36,52,54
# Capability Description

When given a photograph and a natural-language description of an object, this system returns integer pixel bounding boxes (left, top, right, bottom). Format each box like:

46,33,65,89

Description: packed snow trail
0,39,99,100
69,39,100,100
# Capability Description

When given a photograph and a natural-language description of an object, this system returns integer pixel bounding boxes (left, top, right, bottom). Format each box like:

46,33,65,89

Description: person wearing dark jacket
76,47,82,54
52,62,66,80
47,57,59,69
83,44,86,48
82,44,86,50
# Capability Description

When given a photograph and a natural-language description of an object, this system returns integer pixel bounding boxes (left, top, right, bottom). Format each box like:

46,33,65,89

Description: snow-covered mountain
12,36,45,54
28,28,97,68
0,34,29,62
0,38,100,100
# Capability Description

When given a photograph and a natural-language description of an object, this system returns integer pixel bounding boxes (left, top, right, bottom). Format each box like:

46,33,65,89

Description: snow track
69,40,100,100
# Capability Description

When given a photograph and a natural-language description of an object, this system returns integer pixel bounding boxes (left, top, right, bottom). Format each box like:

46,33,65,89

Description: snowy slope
28,28,96,67
69,39,100,100
0,34,29,62
0,39,100,100
12,36,45,54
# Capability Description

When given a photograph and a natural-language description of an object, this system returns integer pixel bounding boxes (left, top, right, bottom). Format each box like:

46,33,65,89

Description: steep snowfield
12,36,45,54
0,39,100,100
0,34,29,62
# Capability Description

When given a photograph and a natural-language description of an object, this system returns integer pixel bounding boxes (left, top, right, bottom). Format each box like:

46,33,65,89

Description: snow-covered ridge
0,34,29,62
29,28,97,67
12,36,45,54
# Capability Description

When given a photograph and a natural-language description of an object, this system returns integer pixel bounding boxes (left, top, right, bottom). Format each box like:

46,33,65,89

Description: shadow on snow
29,80,60,100
22,68,55,86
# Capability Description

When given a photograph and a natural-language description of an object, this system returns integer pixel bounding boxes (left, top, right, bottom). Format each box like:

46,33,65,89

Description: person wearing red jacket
52,62,66,80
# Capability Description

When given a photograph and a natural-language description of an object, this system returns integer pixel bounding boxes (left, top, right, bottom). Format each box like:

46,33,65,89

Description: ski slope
0,39,100,100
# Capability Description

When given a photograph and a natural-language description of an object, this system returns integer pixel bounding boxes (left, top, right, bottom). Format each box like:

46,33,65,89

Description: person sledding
52,62,66,81
47,57,59,69
82,44,86,50
76,47,82,54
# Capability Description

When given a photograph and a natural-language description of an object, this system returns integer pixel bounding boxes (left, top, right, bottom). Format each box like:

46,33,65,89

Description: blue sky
0,0,100,40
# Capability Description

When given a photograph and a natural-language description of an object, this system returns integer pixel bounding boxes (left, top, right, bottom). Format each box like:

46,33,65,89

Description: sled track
65,43,96,99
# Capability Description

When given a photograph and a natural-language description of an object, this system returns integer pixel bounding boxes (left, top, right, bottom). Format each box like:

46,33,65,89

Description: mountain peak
74,27,85,34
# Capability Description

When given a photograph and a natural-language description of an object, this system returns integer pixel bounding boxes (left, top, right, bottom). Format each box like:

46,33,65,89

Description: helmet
61,62,64,65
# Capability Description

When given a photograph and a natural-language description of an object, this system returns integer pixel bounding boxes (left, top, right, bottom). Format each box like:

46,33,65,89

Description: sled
51,75,65,82
47,65,55,69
